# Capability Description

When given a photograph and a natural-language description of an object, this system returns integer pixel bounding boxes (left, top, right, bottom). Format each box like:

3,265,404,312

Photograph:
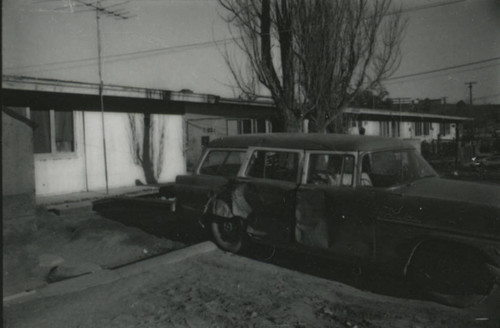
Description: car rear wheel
407,243,496,307
210,216,245,253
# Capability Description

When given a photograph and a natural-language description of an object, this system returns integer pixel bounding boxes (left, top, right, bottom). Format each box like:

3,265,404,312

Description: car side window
360,155,373,187
362,152,401,188
361,150,434,188
307,153,355,186
199,150,245,177
246,150,299,182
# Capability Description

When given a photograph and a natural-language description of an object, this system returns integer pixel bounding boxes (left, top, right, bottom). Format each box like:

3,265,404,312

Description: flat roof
2,75,218,103
209,133,413,152
2,76,472,122
2,75,275,114
344,107,472,121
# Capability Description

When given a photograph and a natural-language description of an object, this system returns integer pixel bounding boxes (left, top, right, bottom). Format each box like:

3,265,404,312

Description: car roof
208,133,413,152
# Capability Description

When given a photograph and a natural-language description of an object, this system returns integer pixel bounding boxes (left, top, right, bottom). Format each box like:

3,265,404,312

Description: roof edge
344,107,473,121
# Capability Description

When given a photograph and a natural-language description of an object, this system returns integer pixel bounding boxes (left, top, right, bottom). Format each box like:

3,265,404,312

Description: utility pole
76,0,133,194
389,97,411,138
465,81,477,106
96,2,109,194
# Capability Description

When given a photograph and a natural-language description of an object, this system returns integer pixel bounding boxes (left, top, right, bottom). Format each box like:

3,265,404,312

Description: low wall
2,109,36,218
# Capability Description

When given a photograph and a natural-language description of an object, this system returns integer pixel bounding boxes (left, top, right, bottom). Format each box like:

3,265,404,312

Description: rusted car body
175,133,500,304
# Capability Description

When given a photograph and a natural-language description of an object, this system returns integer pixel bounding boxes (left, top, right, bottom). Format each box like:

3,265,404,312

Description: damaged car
175,133,500,306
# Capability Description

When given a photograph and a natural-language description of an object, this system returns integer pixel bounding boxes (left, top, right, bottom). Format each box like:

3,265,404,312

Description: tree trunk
142,113,157,184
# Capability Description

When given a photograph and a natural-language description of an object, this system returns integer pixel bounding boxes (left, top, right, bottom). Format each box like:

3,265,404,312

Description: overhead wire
5,0,468,74
384,61,500,85
3,38,233,74
385,57,500,82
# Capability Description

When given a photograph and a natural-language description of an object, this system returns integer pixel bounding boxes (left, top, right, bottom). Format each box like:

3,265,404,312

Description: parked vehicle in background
471,155,488,168
174,133,500,307
472,153,500,169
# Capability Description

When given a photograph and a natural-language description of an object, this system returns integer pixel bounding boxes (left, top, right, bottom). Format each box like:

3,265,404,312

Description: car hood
402,177,500,209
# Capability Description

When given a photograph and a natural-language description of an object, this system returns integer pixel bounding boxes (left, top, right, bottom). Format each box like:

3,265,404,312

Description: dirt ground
3,207,184,298
3,206,500,328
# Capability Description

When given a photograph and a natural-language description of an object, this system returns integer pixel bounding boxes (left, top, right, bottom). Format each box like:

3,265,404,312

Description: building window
414,121,430,137
423,122,430,136
228,118,272,135
31,109,74,154
239,119,252,134
391,121,400,137
255,119,267,133
440,123,451,136
380,121,390,137
414,122,422,136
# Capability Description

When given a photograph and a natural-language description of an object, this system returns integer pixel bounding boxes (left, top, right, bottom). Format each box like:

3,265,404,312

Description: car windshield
362,149,437,188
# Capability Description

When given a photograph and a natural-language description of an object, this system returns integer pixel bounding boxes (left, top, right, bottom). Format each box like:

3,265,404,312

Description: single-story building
344,107,471,141
2,75,275,198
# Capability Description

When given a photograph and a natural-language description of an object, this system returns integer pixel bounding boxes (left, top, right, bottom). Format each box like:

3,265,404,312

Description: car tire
210,216,246,253
407,242,495,307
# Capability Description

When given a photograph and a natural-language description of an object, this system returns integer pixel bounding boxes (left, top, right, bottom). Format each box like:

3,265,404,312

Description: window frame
358,148,436,190
358,151,401,190
302,150,358,187
30,109,77,159
195,147,247,176
423,121,431,136
240,147,304,184
440,122,451,136
226,118,272,135
379,121,390,137
414,121,422,136
391,120,401,137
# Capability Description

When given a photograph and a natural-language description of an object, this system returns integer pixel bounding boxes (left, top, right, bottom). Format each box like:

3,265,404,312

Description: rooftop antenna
33,0,134,194
76,0,134,194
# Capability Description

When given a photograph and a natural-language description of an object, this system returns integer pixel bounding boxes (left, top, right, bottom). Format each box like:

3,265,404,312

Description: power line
383,62,500,85
473,93,500,101
393,0,466,15
3,38,232,73
6,0,468,73
385,57,500,81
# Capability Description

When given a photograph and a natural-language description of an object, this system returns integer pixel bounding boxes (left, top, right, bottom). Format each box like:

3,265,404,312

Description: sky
3,0,500,104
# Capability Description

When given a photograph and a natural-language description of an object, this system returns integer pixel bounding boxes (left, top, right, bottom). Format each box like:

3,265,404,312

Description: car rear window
199,150,245,176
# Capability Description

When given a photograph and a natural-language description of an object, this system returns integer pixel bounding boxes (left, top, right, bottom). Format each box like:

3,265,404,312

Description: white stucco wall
34,111,87,195
400,122,412,138
34,111,185,196
156,114,187,182
346,119,458,146
362,121,379,136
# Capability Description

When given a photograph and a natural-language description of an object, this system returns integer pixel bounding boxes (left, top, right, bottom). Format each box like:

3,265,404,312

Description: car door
356,150,415,264
175,148,246,215
234,147,303,244
295,151,375,261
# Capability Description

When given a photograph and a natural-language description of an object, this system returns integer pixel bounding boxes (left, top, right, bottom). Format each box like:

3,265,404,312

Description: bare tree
219,0,406,133
128,113,167,184
219,0,300,132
